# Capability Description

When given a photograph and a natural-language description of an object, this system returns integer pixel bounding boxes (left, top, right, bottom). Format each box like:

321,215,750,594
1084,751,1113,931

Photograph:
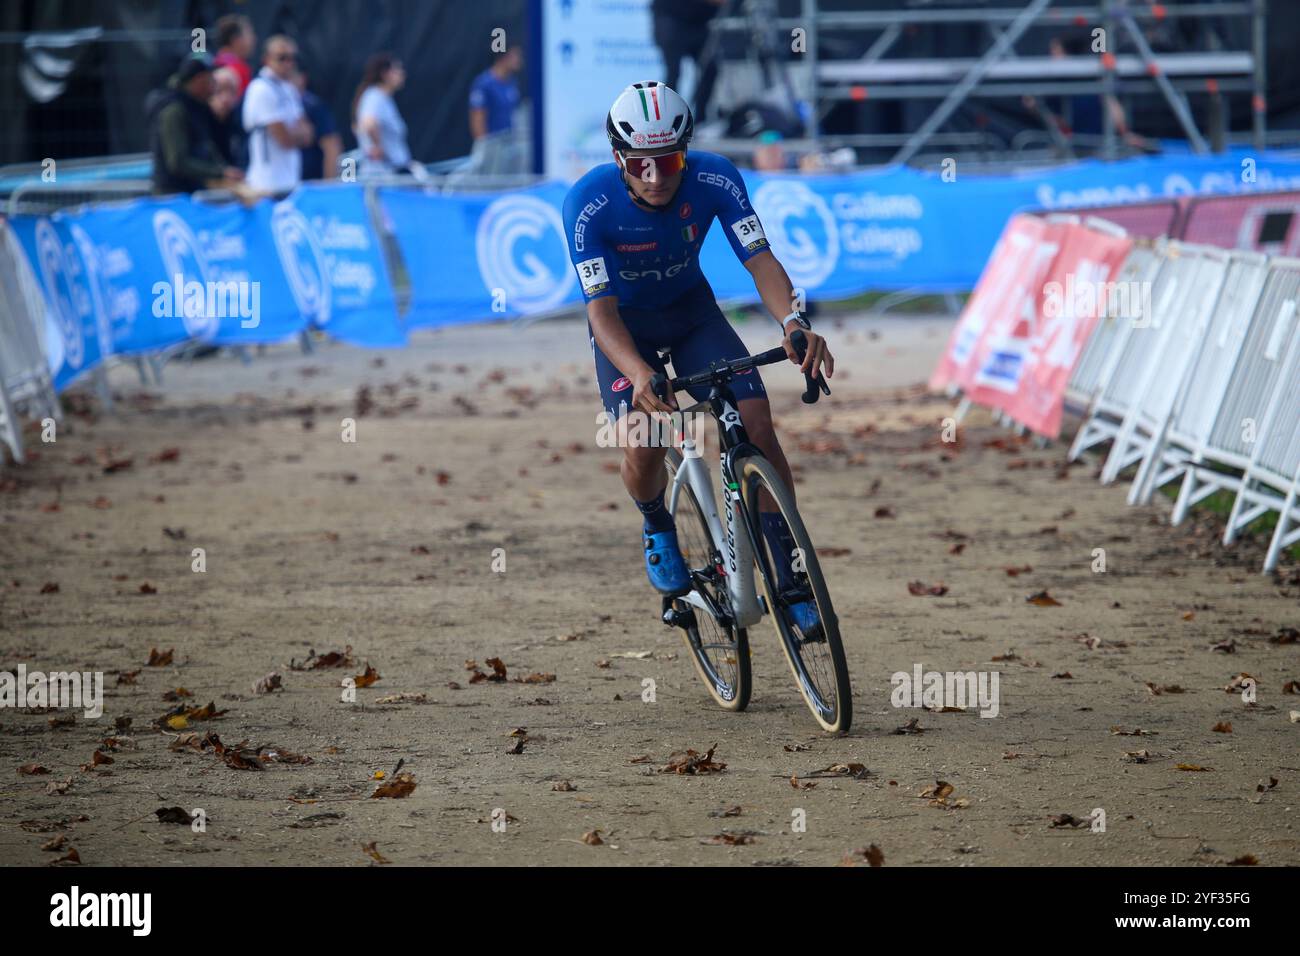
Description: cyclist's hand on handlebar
631,366,677,415
783,328,834,383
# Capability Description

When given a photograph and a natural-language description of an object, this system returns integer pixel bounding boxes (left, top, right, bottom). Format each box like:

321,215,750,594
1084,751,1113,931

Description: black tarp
1,0,1296,167
0,0,528,165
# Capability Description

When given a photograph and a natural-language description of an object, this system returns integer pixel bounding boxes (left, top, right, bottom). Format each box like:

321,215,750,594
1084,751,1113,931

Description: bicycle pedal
662,604,697,630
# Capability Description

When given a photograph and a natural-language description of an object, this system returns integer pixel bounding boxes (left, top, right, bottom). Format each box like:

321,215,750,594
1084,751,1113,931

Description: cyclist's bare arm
744,250,834,380
587,296,676,414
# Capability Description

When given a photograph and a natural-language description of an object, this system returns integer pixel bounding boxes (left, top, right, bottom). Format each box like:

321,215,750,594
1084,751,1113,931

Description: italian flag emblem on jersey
681,223,699,242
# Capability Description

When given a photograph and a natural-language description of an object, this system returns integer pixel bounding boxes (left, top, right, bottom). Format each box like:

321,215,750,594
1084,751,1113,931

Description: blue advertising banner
8,185,402,390
277,185,403,347
7,214,110,391
11,147,1300,392
380,181,577,329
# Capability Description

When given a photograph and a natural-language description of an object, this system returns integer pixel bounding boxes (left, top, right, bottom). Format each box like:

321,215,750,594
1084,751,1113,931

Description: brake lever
648,371,673,406
789,329,831,404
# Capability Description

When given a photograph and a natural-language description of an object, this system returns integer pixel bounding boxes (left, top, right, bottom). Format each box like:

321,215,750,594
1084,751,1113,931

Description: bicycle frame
665,383,768,629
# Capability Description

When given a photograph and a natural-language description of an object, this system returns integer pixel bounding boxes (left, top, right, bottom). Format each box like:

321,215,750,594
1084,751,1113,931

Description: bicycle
651,330,853,733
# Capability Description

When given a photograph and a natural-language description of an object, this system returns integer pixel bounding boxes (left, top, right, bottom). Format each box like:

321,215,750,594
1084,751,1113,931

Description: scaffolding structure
706,0,1269,165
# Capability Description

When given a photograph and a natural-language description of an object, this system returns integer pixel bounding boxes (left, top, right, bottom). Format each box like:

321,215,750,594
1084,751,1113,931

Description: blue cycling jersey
561,150,770,311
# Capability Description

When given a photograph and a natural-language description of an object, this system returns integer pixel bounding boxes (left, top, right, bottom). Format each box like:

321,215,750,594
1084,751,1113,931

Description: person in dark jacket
147,52,245,195
652,0,724,120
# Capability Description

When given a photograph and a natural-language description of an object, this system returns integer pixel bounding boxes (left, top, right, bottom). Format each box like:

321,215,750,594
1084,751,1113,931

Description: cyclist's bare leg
617,415,670,502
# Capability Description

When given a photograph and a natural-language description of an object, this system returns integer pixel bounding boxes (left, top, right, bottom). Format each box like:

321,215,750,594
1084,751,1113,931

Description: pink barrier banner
932,215,1132,438
1180,191,1300,255
929,214,1051,393
1038,200,1183,240
994,224,1133,437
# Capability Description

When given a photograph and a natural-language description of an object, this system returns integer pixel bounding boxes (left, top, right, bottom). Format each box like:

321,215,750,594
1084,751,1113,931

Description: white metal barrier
1219,262,1300,569
1101,244,1230,486
1064,240,1160,414
1170,260,1300,532
1063,239,1299,572
0,219,60,463
1068,238,1192,462
1129,250,1270,506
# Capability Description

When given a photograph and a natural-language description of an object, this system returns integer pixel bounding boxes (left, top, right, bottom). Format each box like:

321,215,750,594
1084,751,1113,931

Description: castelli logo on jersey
611,376,632,392
678,202,692,219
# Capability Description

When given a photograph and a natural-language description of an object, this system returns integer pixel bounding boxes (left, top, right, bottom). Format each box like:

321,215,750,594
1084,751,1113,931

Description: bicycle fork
667,436,765,629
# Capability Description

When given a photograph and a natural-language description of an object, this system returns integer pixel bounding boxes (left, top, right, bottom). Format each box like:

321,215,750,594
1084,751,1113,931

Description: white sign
541,0,663,180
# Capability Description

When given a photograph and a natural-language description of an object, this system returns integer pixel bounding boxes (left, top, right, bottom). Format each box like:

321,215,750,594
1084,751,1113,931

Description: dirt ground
2,312,1297,867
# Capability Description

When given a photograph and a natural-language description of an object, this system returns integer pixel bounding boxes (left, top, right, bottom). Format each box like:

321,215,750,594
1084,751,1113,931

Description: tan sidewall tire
739,454,852,733
666,449,751,712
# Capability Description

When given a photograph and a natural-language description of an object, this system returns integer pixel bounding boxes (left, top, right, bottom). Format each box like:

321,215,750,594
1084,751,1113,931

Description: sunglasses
621,150,686,181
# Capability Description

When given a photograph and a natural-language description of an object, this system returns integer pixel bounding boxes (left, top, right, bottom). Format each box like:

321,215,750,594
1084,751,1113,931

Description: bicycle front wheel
665,448,751,712
738,453,852,733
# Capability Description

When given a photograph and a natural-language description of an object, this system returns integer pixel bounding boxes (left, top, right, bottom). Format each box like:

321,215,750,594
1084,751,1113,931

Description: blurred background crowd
1,0,1298,196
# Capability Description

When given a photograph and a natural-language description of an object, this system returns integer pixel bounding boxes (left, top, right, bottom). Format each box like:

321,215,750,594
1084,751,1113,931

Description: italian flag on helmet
606,81,694,152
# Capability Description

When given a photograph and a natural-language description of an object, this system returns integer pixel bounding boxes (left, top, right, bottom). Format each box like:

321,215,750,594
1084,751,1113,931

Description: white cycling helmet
606,81,694,153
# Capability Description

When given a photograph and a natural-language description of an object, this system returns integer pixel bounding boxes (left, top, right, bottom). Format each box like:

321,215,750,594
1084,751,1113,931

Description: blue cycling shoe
787,599,823,641
643,529,692,596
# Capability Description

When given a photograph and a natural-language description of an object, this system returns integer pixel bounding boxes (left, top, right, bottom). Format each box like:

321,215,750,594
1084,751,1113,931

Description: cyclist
561,81,833,632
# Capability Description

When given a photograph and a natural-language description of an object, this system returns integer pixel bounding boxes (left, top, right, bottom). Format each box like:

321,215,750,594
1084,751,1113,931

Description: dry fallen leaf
371,772,417,799
48,847,81,866
661,744,726,775
1212,722,1233,734
146,647,174,667
253,672,283,695
361,842,391,864
908,580,948,597
352,664,381,689
920,781,954,800
1049,814,1088,829
1026,590,1062,607
703,832,754,846
581,829,604,846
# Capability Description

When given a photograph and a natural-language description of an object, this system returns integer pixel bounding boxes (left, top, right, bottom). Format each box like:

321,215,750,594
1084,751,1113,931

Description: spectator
468,46,522,140
209,65,247,169
1024,32,1157,154
353,52,416,174
652,0,724,120
147,52,244,196
293,65,342,180
242,35,314,197
212,14,256,95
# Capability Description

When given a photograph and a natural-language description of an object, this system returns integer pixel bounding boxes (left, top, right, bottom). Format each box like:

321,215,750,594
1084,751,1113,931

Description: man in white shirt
241,35,314,196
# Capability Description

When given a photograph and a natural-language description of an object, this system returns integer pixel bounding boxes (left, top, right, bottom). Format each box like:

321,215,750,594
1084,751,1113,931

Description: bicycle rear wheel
738,453,852,733
665,449,751,711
